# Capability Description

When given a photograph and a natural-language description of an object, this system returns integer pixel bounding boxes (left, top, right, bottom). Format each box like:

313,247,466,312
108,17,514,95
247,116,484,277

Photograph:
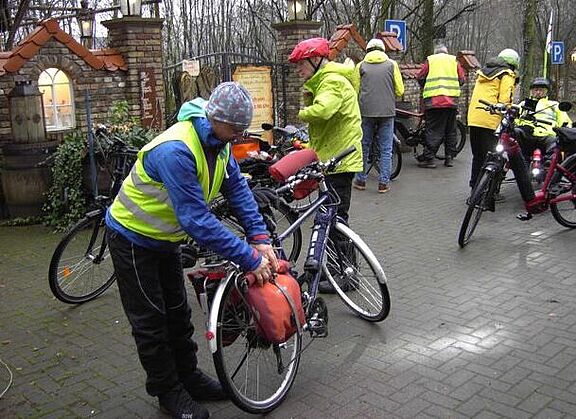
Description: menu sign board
140,68,162,131
232,65,274,144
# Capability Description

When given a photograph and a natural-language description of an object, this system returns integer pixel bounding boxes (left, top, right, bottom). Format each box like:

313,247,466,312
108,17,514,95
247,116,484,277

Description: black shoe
182,369,227,401
158,384,210,419
444,156,453,167
418,160,437,169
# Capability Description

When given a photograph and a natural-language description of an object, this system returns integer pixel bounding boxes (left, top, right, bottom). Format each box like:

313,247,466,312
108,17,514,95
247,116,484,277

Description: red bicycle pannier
246,260,306,343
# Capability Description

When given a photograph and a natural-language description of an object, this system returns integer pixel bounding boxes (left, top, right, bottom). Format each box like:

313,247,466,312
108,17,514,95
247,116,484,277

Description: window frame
38,67,76,132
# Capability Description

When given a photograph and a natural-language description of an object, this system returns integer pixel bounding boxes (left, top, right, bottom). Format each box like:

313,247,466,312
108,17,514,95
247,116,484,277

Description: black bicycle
48,133,302,304
365,134,403,180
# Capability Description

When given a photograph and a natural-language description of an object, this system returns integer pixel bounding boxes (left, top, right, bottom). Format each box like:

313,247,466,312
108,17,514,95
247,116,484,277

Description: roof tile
4,54,27,73
0,17,127,75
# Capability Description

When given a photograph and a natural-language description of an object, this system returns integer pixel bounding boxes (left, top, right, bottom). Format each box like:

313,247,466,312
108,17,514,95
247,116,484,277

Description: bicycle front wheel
213,274,302,414
458,170,493,248
323,222,391,322
48,212,116,304
550,154,576,228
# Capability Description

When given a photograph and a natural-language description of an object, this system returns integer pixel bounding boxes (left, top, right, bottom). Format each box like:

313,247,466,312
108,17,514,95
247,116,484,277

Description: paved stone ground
1,147,576,418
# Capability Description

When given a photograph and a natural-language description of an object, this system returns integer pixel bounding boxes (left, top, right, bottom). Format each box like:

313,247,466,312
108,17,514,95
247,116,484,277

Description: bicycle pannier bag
246,260,306,343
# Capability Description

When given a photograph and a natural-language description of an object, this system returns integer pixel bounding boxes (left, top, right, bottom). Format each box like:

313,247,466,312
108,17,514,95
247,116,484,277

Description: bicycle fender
206,273,236,354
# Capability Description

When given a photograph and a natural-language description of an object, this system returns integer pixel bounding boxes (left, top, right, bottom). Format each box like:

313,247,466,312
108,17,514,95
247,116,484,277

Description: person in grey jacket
353,38,404,193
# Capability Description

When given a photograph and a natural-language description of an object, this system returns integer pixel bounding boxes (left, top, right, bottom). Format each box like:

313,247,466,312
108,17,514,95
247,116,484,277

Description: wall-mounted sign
182,59,200,76
140,68,162,131
232,65,274,144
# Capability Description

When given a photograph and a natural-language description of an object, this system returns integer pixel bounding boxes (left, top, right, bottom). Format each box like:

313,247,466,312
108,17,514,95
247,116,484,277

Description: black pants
516,126,555,164
423,108,458,160
469,126,498,188
325,172,354,223
107,228,198,397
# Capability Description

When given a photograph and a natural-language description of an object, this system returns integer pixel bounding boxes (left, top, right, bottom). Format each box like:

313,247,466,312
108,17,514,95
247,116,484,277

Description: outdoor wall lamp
119,0,143,16
77,0,95,49
288,0,306,21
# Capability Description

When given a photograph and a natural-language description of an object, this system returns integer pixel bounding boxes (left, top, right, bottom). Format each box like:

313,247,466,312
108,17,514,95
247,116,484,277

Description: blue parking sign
551,41,564,64
384,19,407,51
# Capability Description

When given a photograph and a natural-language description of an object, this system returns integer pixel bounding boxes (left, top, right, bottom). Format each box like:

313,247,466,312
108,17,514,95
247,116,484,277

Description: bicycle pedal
516,212,533,221
307,317,328,338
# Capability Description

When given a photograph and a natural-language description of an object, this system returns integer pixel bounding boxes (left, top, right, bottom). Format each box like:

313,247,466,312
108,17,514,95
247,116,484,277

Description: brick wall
103,17,165,132
272,21,322,125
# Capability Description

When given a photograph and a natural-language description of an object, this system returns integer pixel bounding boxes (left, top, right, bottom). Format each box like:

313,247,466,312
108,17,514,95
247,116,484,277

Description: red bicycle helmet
288,38,330,63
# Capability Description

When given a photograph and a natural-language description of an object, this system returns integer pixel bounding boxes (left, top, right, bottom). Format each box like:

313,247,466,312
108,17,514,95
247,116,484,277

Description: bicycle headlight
531,167,540,176
495,144,504,153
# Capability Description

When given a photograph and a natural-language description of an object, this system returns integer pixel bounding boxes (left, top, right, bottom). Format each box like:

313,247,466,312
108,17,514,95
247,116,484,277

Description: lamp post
77,0,95,49
119,0,143,17
288,0,306,21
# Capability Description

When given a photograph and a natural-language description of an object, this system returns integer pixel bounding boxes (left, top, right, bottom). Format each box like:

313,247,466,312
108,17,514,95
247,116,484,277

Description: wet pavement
1,146,576,418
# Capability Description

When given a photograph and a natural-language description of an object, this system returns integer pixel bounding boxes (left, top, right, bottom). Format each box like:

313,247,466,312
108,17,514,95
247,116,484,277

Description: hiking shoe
378,183,390,193
158,384,210,419
353,179,366,190
444,156,454,167
182,369,227,401
418,160,437,169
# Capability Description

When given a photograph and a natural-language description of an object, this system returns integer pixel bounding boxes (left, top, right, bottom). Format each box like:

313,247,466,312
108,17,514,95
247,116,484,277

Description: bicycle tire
458,170,493,248
366,135,402,180
48,211,116,304
550,154,576,228
213,273,302,414
323,222,391,322
454,121,467,156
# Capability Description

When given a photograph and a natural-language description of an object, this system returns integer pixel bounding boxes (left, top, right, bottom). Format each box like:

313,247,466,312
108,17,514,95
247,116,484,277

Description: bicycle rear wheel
366,136,402,180
213,273,302,414
458,170,493,248
454,121,467,156
550,154,576,228
48,212,116,304
323,222,390,322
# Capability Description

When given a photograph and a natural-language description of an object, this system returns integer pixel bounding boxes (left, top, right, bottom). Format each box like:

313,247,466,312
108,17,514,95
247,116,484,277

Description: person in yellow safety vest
516,77,573,163
416,42,466,168
467,48,519,189
105,82,278,419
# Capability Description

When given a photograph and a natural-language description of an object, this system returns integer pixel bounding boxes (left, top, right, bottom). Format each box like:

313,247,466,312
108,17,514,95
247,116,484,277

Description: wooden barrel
0,141,58,217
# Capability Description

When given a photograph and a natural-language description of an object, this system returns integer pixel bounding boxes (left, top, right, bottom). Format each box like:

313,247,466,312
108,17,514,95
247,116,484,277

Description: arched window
38,68,75,131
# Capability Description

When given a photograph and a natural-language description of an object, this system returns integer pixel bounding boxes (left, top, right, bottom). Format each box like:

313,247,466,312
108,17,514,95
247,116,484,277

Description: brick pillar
102,17,165,130
272,21,321,125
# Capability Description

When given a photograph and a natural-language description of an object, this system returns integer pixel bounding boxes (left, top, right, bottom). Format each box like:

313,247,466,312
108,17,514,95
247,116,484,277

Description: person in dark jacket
105,82,278,419
353,38,404,193
416,42,466,168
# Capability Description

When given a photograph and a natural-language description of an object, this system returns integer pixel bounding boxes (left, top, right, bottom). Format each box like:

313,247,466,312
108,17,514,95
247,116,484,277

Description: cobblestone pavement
1,147,576,419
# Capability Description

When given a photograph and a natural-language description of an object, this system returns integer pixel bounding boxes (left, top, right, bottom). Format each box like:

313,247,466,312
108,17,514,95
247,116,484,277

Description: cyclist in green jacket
289,37,363,294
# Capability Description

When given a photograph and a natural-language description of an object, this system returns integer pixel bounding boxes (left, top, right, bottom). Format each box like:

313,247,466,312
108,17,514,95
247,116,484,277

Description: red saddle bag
246,260,306,343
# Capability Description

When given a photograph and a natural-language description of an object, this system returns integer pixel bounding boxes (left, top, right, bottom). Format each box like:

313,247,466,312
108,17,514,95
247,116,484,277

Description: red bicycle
458,100,576,247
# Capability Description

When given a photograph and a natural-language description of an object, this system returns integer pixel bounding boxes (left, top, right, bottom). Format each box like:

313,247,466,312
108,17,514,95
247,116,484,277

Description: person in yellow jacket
467,48,519,187
516,77,573,163
416,42,466,168
105,82,278,419
288,37,363,294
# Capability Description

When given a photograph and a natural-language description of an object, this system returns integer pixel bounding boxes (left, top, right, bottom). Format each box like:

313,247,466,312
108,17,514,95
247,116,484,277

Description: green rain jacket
299,61,363,173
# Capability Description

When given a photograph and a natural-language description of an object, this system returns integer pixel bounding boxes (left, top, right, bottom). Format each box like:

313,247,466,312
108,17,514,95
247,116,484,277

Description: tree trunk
521,0,538,99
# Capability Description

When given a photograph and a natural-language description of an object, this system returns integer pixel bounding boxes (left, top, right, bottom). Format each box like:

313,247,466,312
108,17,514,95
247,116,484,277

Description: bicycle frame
203,179,340,354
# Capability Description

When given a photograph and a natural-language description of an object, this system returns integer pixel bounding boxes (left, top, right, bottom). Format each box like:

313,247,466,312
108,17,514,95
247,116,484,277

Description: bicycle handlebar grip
332,146,357,164
479,99,493,107
535,118,552,126
269,148,319,182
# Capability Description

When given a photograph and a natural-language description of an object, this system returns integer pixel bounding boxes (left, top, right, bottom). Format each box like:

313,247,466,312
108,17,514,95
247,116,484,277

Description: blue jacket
106,99,268,271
